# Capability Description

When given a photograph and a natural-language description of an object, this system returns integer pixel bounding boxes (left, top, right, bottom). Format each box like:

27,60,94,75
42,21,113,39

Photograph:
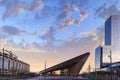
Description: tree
87,63,92,79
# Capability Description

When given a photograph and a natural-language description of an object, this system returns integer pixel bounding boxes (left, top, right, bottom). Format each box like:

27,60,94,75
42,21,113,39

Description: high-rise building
105,15,120,45
105,15,120,63
95,15,120,69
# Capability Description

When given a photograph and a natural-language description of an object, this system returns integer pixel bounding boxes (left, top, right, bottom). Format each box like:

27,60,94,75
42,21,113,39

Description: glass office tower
104,15,120,63
105,15,120,45
95,15,120,69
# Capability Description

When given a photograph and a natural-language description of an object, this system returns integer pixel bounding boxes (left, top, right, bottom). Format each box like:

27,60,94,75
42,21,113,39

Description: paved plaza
25,76,88,80
0,76,88,80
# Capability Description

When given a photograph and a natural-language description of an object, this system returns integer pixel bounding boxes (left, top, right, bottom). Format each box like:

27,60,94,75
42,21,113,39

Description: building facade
95,15,120,69
105,15,120,63
40,52,90,76
0,48,30,75
95,46,102,69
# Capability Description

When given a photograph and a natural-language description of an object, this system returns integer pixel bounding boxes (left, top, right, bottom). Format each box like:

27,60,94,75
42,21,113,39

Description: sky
0,0,120,72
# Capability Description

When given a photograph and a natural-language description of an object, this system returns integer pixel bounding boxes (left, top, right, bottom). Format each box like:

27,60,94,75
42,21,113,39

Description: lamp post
2,48,4,76
44,60,46,79
108,51,112,80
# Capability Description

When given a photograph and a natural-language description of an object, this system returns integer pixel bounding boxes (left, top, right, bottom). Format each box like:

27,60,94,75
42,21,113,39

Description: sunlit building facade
0,49,30,75
95,46,102,69
95,45,111,69
105,15,120,63
95,15,120,69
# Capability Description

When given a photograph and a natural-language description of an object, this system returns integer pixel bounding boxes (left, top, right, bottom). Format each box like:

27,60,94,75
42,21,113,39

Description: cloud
54,0,89,30
95,26,104,45
30,0,43,11
72,5,79,12
74,11,88,25
58,0,89,9
35,5,56,19
94,3,106,18
80,26,104,44
41,27,56,45
0,0,7,6
59,17,74,30
58,11,88,30
1,25,27,36
0,0,43,20
57,3,72,21
0,39,7,49
32,30,39,36
2,39,45,55
12,45,45,53
1,25,38,37
94,2,120,19
80,30,96,36
42,28,47,35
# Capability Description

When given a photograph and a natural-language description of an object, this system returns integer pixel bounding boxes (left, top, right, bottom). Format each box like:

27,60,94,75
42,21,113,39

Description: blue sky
0,0,120,72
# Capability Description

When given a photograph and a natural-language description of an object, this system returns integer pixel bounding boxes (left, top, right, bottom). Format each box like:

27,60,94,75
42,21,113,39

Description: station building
40,52,90,76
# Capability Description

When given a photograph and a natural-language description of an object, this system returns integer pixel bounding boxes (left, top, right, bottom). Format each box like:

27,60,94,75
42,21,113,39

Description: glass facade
10,59,13,70
95,46,102,69
4,57,8,70
95,15,120,69
102,45,111,67
104,15,120,63
105,17,111,45
0,56,2,69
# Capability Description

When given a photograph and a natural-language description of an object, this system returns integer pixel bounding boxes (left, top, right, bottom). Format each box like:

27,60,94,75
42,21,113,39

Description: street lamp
2,48,4,76
44,60,46,79
108,50,112,80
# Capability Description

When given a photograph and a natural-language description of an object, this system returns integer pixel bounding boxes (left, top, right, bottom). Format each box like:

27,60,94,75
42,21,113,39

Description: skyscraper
105,15,120,63
95,15,120,69
105,15,120,45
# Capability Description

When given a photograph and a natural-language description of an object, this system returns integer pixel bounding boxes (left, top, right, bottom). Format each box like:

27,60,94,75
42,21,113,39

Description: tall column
2,48,4,75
